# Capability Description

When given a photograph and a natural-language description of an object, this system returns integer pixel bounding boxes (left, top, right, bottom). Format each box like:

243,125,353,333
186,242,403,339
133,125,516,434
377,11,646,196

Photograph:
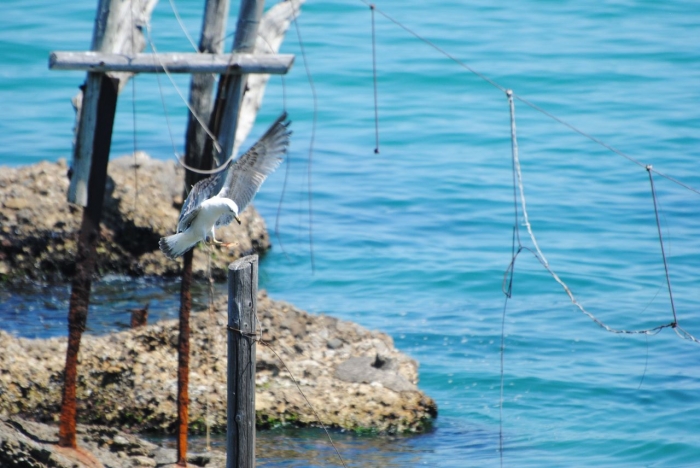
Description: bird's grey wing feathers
216,112,291,226
177,166,228,232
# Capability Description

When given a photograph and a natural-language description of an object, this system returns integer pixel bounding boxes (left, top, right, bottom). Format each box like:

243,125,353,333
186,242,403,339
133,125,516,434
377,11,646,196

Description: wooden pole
58,74,120,448
184,0,230,191
227,255,258,468
67,0,158,206
208,0,266,166
177,0,231,464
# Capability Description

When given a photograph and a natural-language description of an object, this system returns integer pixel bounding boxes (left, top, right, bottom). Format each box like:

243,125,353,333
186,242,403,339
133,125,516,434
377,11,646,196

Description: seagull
159,112,291,259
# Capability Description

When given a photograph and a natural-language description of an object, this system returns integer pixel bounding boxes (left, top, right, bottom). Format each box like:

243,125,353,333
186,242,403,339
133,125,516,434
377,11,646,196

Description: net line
503,89,698,340
361,1,700,198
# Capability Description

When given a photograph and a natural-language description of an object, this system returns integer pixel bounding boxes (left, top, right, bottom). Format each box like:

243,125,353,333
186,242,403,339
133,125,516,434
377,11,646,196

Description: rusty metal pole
130,304,149,328
176,0,231,464
58,74,119,448
176,249,194,465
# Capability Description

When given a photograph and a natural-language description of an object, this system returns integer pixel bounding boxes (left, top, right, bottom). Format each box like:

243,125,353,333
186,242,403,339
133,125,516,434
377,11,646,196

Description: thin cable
167,0,199,52
498,286,509,468
646,166,678,325
261,341,349,468
149,49,179,158
363,0,700,197
274,75,292,260
360,0,505,93
513,94,700,198
130,1,139,214
144,22,234,177
254,32,291,260
291,2,317,273
637,334,649,390
144,22,222,155
370,4,380,153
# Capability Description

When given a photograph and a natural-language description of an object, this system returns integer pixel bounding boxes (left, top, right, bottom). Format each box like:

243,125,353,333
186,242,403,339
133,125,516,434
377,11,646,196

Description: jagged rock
0,291,437,435
335,355,417,393
0,416,225,468
0,153,271,283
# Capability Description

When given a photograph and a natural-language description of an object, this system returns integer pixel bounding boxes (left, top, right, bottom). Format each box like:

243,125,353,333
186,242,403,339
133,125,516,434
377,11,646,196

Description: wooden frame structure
49,0,294,465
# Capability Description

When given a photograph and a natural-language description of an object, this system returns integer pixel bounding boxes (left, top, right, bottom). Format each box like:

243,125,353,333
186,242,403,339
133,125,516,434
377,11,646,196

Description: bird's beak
235,215,242,225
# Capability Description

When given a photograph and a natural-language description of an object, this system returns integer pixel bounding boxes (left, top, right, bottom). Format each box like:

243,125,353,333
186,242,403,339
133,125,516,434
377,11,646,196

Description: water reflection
0,276,217,339
144,419,501,467
153,427,433,467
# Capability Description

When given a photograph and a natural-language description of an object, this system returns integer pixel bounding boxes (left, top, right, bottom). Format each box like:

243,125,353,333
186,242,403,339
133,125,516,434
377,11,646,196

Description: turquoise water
2,0,700,466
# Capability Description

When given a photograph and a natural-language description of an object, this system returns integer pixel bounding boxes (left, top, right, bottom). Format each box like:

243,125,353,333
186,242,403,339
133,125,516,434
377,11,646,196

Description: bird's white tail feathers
159,233,196,259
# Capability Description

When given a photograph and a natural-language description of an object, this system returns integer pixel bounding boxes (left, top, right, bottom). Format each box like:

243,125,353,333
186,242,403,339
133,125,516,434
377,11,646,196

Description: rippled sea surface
2,0,700,466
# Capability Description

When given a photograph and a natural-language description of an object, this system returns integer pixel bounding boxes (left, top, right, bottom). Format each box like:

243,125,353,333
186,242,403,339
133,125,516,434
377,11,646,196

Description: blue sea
2,0,700,466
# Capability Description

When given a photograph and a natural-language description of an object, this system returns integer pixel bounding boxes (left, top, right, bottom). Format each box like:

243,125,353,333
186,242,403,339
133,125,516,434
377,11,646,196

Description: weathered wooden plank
227,255,258,468
49,51,294,75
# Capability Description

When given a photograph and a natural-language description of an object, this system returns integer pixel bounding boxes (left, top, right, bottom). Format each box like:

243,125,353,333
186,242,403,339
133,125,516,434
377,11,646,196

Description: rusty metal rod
58,74,119,448
176,249,194,465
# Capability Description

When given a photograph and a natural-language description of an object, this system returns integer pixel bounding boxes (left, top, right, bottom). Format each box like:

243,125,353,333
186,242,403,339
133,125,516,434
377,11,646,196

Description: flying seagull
159,112,291,259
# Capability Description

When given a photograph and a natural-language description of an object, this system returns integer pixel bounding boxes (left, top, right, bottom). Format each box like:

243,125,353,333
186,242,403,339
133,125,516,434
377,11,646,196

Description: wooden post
184,0,231,192
227,255,258,468
208,0,266,166
58,74,120,448
67,0,158,206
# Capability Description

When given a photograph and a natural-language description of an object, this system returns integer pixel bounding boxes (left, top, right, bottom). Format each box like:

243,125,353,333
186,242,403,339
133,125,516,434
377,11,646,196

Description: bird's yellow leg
209,228,235,248
204,227,220,245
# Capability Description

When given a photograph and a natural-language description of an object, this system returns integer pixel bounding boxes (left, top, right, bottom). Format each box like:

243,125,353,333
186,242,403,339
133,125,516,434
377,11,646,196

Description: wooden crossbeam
49,51,294,75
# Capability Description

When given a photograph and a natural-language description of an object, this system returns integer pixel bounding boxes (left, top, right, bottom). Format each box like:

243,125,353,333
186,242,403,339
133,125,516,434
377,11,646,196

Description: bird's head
224,199,242,224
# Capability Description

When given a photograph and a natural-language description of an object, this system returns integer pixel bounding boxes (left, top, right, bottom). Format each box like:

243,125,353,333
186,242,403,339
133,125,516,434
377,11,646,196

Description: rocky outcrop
0,416,224,467
0,153,271,283
0,291,437,435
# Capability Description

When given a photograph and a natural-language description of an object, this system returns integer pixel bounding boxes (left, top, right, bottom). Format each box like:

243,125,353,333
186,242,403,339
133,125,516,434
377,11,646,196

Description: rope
362,1,700,198
290,0,317,273
252,32,292,260
370,4,380,154
130,0,139,214
646,166,678,325
225,324,349,467
167,0,198,52
499,88,700,464
503,90,699,339
506,91,547,266
144,22,223,156
274,74,293,261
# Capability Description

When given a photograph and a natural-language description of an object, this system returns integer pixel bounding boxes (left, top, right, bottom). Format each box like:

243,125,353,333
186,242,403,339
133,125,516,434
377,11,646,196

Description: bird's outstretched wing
216,112,291,227
177,166,228,233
